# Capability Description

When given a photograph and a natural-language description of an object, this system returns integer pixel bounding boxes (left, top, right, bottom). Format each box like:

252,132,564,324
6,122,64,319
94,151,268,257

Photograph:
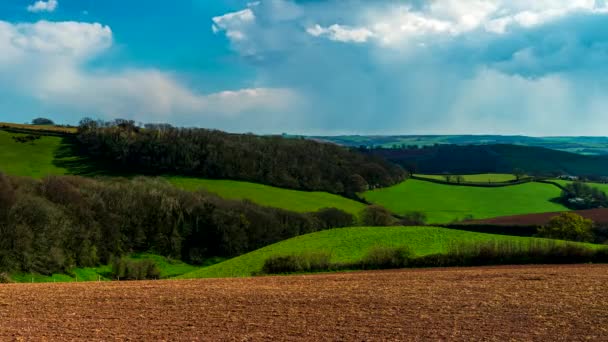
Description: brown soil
466,208,608,226
1,265,607,341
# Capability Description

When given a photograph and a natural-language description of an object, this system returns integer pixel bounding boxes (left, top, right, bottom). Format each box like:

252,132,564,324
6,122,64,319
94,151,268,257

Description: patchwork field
363,179,568,223
180,226,595,279
168,177,366,215
417,173,517,183
1,265,606,340
553,179,608,193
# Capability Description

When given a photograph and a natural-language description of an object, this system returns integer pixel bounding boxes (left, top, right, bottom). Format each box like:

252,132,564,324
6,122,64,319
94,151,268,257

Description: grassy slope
363,179,568,223
417,173,516,182
179,226,597,279
168,177,366,215
0,130,69,177
9,254,202,283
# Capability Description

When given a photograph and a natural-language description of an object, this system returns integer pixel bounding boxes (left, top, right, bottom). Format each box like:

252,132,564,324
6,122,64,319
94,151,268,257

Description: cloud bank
210,0,608,135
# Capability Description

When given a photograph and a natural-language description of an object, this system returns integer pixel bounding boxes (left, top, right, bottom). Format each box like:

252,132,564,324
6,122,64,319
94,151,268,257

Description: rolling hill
362,179,568,223
168,177,366,215
368,144,608,177
179,226,597,279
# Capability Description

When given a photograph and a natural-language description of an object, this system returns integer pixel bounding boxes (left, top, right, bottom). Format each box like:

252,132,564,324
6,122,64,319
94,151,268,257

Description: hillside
0,130,70,177
368,144,608,177
362,179,567,223
312,135,608,155
179,226,597,278
168,177,365,215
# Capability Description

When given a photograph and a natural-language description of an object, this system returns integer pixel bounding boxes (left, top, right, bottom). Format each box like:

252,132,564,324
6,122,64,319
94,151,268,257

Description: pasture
0,130,69,177
168,177,366,215
179,226,592,279
363,179,568,223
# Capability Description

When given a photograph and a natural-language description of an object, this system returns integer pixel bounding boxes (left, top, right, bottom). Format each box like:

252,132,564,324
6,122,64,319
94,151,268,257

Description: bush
537,213,594,242
361,205,395,226
0,272,13,283
261,252,332,274
312,208,355,229
361,246,412,269
399,211,427,226
111,257,161,280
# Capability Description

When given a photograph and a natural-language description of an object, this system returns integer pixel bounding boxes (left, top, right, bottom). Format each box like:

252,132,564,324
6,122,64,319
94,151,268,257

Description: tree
513,168,525,181
399,211,427,226
32,118,54,125
537,213,594,242
361,205,394,226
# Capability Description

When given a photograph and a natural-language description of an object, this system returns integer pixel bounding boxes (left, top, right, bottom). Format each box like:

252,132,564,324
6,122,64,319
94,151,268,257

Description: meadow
0,130,69,177
179,226,594,279
168,177,366,215
553,179,608,193
416,173,517,183
362,179,568,223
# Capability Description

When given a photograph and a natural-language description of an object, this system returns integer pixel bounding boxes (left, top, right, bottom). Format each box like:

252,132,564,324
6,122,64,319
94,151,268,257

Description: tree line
0,174,358,275
75,119,406,197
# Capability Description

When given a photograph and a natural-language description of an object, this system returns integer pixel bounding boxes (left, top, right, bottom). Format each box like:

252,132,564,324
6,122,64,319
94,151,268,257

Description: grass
8,254,206,283
168,176,366,215
0,122,77,134
416,173,517,183
362,179,568,223
178,226,597,279
0,130,70,177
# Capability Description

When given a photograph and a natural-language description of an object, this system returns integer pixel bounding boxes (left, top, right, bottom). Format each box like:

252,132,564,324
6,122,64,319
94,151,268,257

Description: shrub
537,213,594,242
0,272,13,283
399,211,427,226
361,205,395,226
111,257,161,280
261,252,332,274
361,246,413,269
313,208,355,229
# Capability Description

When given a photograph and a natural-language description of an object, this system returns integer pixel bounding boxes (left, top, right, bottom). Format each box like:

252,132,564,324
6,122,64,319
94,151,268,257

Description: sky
1,0,608,135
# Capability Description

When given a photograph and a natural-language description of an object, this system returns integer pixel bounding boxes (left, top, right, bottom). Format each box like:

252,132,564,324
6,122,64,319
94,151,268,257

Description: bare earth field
1,265,607,341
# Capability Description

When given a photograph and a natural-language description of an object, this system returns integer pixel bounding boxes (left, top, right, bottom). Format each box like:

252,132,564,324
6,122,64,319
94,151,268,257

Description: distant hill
366,144,608,177
307,135,608,156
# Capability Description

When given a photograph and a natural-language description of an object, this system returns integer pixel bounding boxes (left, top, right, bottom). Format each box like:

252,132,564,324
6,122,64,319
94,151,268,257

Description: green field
362,179,568,223
417,173,517,183
179,226,595,279
168,177,366,215
0,130,69,177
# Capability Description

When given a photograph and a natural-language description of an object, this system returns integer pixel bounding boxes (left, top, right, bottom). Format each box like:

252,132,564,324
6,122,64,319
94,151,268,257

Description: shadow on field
52,136,129,177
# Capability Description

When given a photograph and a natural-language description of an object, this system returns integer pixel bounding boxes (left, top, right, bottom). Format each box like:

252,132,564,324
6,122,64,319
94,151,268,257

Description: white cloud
0,19,296,126
306,24,374,43
27,0,58,13
211,9,255,42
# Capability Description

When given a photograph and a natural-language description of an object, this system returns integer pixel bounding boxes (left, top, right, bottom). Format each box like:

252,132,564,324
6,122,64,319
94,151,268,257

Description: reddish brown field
1,265,607,341
467,208,608,226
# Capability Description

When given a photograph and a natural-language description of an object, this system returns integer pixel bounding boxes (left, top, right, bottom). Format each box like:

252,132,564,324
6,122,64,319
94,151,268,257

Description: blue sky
1,0,608,135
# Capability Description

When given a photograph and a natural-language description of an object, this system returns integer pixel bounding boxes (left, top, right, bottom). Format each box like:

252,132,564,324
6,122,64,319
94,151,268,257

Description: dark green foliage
75,119,405,196
360,246,412,269
32,118,54,125
12,135,41,143
111,257,161,280
0,173,354,275
361,205,395,226
537,213,595,242
261,252,332,274
559,182,608,209
369,144,608,177
261,241,608,275
399,211,427,226
312,208,355,229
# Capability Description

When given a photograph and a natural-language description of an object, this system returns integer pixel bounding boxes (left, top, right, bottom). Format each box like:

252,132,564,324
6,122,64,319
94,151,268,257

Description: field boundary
411,175,538,188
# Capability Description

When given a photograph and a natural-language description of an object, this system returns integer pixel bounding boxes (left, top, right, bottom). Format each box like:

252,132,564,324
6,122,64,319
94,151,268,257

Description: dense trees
559,182,608,209
75,119,405,197
0,173,357,275
32,118,54,125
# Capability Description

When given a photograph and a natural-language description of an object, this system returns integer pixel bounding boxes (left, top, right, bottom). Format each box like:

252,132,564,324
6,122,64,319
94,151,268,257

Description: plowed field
1,265,607,341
